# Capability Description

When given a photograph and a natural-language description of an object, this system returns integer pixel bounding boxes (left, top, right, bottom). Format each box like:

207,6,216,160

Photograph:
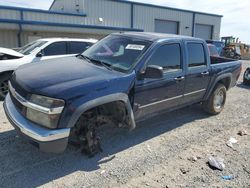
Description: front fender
0,66,16,74
64,93,136,130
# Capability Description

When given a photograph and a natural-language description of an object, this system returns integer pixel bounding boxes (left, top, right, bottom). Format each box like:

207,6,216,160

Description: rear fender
204,73,232,100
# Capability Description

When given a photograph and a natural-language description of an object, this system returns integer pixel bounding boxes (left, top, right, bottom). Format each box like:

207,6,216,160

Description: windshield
82,35,151,72
18,40,47,55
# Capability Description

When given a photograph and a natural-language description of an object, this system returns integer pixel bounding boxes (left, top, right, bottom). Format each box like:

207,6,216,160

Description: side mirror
142,65,164,79
36,51,43,57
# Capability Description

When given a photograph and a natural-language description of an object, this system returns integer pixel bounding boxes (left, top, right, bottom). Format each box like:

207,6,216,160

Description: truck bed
210,56,237,64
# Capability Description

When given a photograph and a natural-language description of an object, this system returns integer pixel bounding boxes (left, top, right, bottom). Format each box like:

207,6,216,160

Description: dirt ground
0,61,249,188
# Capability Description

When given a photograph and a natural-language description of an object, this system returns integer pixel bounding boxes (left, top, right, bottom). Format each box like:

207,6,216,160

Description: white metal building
0,0,222,48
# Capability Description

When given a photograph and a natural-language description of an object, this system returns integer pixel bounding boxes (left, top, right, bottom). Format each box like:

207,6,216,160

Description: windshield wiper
78,55,113,71
77,54,91,62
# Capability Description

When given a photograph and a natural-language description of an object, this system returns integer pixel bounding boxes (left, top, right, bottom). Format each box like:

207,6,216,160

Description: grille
9,84,27,116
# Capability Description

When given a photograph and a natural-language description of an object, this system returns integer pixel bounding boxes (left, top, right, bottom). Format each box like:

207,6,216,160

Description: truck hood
0,47,24,58
12,56,124,99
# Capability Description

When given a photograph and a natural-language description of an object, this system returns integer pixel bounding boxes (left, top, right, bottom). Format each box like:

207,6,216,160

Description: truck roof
115,32,203,42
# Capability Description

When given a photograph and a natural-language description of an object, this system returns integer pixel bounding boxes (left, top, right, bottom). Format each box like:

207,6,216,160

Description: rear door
135,41,185,118
183,41,211,103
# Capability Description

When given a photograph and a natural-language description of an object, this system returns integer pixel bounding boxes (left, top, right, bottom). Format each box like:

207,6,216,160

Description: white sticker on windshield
126,44,145,50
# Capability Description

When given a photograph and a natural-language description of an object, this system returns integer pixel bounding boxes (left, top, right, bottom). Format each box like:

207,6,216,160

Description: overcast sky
0,0,249,43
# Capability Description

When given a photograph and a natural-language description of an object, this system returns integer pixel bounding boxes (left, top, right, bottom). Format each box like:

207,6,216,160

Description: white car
0,38,97,98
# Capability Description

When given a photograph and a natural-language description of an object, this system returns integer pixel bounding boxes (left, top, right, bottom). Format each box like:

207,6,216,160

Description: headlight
26,94,65,129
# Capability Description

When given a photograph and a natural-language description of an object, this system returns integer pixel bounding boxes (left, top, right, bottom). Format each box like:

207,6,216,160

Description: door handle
201,71,209,76
174,76,185,81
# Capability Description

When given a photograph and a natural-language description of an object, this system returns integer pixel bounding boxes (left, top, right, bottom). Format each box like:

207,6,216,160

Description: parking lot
0,61,249,188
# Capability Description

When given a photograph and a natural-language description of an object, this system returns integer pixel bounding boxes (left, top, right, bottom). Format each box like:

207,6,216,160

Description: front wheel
202,84,227,115
243,68,250,86
0,72,12,100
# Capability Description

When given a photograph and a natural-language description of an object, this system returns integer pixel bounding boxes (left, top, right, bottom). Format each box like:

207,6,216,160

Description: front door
134,42,185,119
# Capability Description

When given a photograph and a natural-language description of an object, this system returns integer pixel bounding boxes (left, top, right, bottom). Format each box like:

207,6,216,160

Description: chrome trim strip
4,94,70,142
9,82,64,115
139,95,182,109
138,89,206,109
184,89,206,96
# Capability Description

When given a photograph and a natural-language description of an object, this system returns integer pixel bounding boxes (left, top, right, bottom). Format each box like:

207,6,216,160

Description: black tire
202,84,227,115
0,72,12,100
243,68,250,86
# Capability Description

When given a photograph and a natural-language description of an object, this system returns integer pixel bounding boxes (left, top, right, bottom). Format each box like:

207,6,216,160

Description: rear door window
68,42,91,54
43,42,67,56
187,43,206,68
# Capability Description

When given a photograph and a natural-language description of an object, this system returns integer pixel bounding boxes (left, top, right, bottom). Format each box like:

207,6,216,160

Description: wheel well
78,100,131,128
0,71,13,77
217,77,231,90
128,87,135,107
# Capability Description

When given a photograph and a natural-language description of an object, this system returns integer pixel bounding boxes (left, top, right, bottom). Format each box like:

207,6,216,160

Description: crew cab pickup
3,32,242,155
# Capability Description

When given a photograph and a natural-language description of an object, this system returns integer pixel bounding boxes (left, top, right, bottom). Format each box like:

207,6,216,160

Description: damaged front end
69,100,135,157
0,47,24,60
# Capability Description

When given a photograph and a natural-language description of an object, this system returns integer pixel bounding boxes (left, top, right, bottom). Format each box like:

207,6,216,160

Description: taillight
236,64,242,81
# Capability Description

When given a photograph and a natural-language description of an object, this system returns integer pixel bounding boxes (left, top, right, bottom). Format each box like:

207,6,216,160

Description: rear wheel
0,72,12,100
202,84,227,115
243,68,250,85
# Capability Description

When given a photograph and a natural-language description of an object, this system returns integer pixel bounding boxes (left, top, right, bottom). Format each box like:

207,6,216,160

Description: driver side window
147,43,182,72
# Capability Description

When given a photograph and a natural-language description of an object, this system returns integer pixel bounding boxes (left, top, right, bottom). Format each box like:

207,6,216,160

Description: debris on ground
180,167,190,174
100,170,106,175
222,175,234,180
188,156,198,162
238,130,248,136
208,156,225,171
243,166,250,174
226,137,238,148
146,144,152,152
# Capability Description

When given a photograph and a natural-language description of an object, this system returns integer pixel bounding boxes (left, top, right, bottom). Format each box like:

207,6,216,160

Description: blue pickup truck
4,32,242,156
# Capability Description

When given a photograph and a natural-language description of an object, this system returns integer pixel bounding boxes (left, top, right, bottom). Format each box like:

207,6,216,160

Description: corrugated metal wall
0,9,20,19
50,0,84,14
133,4,193,36
83,0,131,27
0,0,222,48
195,14,221,40
0,30,18,47
23,11,86,24
51,0,131,28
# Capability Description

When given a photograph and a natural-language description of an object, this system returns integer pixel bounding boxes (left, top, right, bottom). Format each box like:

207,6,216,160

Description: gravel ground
0,61,249,188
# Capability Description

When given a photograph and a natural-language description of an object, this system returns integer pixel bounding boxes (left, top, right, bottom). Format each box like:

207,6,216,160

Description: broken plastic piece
208,156,225,171
238,130,248,136
226,137,238,148
222,175,234,180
